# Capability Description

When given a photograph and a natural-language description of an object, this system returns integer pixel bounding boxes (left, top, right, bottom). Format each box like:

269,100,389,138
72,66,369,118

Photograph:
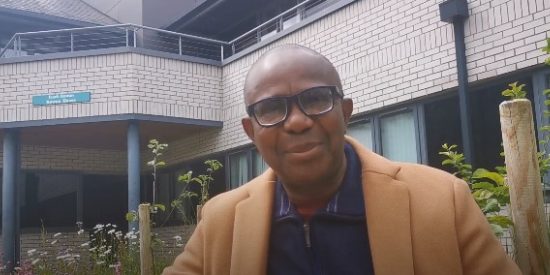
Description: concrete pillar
127,121,140,232
2,129,20,271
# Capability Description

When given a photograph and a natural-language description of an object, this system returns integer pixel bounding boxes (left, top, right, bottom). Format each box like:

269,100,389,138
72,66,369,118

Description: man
163,45,521,275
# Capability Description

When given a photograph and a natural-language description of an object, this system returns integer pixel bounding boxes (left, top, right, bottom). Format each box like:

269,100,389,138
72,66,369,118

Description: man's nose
283,101,314,133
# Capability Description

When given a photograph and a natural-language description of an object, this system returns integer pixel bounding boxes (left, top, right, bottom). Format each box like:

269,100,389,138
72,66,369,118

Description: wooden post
139,203,153,275
499,99,550,275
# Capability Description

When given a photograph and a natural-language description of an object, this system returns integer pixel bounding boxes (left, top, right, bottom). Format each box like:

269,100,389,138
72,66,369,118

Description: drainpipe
439,0,474,166
2,129,20,272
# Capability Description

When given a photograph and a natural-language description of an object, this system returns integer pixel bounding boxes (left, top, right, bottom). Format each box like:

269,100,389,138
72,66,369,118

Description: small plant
170,160,223,223
501,82,527,100
440,144,513,237
147,139,168,209
542,38,550,65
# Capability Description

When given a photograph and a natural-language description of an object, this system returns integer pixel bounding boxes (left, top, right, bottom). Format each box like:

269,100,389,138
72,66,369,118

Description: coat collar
230,136,413,275
347,137,415,275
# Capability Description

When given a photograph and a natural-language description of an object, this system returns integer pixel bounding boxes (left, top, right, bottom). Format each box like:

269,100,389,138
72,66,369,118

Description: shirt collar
273,143,365,220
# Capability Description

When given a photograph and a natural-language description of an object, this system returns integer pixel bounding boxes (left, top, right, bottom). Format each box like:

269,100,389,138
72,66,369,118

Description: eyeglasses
246,85,343,127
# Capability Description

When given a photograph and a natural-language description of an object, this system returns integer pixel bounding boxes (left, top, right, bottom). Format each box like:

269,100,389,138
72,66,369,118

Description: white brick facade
0,53,222,123
167,0,550,161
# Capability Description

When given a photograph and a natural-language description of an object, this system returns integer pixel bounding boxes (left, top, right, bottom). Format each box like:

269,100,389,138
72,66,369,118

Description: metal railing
227,0,337,56
0,0,341,61
0,24,227,61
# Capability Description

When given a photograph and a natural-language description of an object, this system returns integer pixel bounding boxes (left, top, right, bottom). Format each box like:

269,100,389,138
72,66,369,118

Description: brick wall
0,145,126,174
0,52,222,123
166,0,550,161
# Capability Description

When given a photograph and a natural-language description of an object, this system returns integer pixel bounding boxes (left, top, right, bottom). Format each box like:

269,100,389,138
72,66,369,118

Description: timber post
499,99,550,274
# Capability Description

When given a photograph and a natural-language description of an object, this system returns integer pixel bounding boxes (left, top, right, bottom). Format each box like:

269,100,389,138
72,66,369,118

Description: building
0,0,549,265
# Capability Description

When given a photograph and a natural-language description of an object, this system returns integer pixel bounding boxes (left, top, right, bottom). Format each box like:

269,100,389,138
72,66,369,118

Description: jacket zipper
303,222,311,248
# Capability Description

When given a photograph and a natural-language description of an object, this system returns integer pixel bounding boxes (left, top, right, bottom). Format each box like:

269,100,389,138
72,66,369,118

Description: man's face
242,50,353,189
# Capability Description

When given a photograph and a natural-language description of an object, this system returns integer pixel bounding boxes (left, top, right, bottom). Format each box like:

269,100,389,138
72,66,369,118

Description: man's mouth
286,142,320,154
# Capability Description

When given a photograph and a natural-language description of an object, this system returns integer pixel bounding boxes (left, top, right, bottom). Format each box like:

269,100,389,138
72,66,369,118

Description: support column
2,129,20,271
128,121,140,232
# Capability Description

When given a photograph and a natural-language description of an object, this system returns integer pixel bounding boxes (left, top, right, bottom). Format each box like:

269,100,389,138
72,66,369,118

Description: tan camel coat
163,137,521,275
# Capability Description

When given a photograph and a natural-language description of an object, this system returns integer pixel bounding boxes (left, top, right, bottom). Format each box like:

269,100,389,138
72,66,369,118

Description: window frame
348,103,426,164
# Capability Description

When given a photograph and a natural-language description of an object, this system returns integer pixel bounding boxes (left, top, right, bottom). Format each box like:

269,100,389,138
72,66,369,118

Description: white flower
107,229,115,235
50,240,58,245
80,242,89,247
96,260,105,265
56,254,71,260
53,232,62,237
94,224,104,230
77,229,85,235
173,235,182,242
31,259,40,265
27,249,37,255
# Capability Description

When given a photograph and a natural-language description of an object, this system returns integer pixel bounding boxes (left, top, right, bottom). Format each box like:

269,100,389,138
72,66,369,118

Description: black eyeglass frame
245,85,344,127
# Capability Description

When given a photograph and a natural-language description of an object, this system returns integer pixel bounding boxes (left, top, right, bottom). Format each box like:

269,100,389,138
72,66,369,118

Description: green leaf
472,169,504,185
473,190,493,200
178,171,193,183
542,38,550,54
501,82,527,100
471,182,495,191
482,198,500,213
490,224,505,237
487,215,513,228
170,200,180,208
125,211,138,222
153,204,166,212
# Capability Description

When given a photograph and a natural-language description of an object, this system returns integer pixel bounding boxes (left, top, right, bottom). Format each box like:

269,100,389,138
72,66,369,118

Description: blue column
2,129,20,271
127,121,140,232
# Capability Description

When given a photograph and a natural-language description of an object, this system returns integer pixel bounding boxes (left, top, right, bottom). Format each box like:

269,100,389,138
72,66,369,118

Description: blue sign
32,91,91,106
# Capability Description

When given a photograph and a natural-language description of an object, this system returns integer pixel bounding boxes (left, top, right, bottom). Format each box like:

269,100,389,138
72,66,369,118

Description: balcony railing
0,24,227,61
227,0,338,56
0,0,343,62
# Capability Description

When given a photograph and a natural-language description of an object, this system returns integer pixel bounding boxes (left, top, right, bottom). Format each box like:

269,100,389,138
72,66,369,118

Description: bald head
244,45,342,105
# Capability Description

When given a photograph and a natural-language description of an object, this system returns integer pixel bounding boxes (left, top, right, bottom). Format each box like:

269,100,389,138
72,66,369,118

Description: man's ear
342,98,353,126
242,117,255,142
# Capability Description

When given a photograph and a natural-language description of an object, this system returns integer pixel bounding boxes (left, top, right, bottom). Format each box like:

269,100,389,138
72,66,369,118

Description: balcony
0,0,354,62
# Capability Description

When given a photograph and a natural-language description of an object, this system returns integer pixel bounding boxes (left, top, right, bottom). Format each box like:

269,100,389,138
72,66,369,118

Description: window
22,172,81,228
229,151,249,188
349,106,422,164
347,120,373,150
380,111,418,163
225,147,270,190
252,150,268,177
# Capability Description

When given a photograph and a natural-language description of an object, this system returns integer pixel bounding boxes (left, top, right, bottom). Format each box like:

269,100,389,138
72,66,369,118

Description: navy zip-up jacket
267,144,375,275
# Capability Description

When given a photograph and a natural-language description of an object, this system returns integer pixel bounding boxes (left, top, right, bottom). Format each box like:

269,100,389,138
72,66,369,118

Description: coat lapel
229,172,276,275
347,137,414,275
